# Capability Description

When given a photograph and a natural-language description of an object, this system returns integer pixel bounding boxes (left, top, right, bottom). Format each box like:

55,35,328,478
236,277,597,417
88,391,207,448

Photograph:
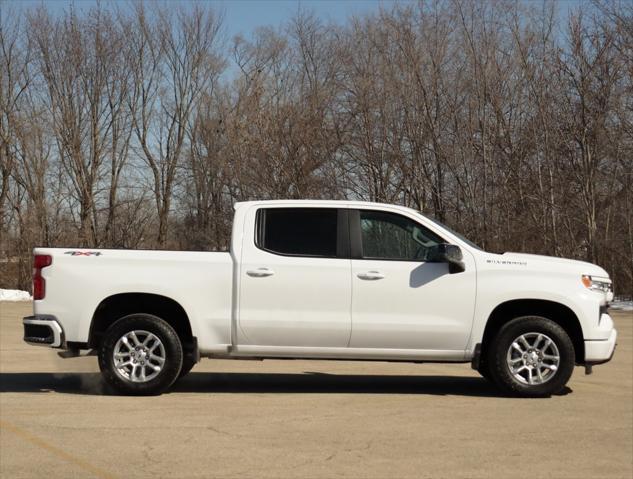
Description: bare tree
0,5,31,241
1,1,631,296
28,6,125,245
129,4,225,247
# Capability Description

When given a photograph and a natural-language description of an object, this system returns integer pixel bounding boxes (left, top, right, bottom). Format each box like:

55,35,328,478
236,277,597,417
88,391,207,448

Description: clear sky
7,0,403,40
6,0,588,46
218,0,396,36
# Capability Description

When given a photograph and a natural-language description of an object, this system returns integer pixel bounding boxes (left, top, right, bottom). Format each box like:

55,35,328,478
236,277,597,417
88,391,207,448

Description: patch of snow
0,289,32,301
610,300,633,312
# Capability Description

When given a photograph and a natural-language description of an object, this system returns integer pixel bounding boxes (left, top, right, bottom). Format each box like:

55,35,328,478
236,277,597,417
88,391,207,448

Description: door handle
357,271,385,280
246,268,275,278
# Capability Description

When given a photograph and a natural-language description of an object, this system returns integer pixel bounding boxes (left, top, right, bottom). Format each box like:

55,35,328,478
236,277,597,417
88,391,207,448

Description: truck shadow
0,372,572,397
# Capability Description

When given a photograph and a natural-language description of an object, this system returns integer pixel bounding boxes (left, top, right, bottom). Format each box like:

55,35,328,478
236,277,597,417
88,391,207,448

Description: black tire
178,357,196,379
477,359,494,383
98,313,183,395
486,316,575,398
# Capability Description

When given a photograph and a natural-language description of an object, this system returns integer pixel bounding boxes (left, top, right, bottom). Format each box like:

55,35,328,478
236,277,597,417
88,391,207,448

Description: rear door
237,206,352,347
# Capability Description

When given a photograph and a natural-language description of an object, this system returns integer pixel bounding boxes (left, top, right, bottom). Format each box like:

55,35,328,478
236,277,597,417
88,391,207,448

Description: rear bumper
23,315,64,348
585,328,617,364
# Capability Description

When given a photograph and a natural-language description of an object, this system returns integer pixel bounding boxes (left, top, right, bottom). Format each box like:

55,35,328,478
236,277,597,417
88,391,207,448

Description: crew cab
23,200,617,396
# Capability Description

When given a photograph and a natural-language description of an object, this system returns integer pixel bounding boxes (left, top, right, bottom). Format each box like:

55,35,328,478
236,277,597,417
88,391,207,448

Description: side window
359,210,443,261
256,208,338,257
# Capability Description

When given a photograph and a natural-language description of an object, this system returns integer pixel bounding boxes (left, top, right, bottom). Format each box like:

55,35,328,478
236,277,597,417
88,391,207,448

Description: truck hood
497,252,609,278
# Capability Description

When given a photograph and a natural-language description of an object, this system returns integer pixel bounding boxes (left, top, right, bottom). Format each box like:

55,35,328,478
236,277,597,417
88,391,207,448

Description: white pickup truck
23,200,617,397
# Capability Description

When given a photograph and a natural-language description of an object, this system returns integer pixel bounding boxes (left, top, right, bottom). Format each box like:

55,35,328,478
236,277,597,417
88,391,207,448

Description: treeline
1,1,632,295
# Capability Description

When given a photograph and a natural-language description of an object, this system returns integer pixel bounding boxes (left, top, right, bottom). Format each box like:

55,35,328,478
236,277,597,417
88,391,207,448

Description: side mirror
428,243,465,274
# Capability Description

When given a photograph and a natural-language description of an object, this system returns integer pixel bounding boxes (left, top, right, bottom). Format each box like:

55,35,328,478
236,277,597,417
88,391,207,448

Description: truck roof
234,199,420,214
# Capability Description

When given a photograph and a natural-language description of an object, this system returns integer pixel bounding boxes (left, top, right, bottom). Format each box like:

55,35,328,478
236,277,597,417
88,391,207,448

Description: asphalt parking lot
1,301,631,479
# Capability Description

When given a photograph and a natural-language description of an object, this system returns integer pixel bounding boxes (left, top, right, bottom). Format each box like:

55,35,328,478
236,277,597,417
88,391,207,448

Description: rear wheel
486,316,575,397
98,313,183,395
178,357,196,379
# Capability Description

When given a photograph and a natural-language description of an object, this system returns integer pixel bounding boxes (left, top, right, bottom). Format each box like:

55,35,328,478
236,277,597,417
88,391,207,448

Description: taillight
33,254,52,300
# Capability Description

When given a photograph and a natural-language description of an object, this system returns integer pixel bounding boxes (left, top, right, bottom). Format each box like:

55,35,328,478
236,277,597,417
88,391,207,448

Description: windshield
421,213,484,251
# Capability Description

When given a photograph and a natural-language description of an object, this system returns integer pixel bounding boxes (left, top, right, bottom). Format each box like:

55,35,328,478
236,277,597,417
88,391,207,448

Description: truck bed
33,248,234,350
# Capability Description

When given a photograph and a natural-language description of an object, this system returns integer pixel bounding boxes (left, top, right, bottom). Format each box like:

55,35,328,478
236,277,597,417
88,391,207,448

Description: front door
349,209,476,351
238,206,352,347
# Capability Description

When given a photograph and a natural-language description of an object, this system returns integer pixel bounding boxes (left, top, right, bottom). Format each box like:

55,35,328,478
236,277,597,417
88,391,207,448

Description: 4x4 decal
64,251,102,256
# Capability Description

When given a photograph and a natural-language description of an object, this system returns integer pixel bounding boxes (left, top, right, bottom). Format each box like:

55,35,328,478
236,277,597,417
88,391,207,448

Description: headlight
581,275,612,293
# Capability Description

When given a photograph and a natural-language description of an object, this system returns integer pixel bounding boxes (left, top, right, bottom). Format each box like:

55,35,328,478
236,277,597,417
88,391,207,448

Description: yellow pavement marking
0,419,117,479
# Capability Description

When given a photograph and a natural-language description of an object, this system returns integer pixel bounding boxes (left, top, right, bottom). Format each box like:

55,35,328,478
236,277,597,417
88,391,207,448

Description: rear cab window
255,208,340,257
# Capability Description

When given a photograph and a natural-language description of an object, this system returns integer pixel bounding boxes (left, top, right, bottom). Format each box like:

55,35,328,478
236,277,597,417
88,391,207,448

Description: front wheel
486,316,575,398
98,314,183,395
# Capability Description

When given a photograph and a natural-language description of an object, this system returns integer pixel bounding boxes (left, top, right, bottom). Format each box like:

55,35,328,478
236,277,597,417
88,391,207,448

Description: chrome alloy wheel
113,330,166,383
506,332,560,386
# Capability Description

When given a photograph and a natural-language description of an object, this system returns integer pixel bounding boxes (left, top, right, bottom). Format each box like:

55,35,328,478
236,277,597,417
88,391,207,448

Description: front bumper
23,315,64,348
585,328,617,364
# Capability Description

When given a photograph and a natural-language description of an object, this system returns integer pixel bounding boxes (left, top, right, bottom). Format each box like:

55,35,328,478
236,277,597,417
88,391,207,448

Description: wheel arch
481,299,585,364
89,293,194,351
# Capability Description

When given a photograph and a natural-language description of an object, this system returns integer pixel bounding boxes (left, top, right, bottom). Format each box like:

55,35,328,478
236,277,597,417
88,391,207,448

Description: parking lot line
0,419,117,479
